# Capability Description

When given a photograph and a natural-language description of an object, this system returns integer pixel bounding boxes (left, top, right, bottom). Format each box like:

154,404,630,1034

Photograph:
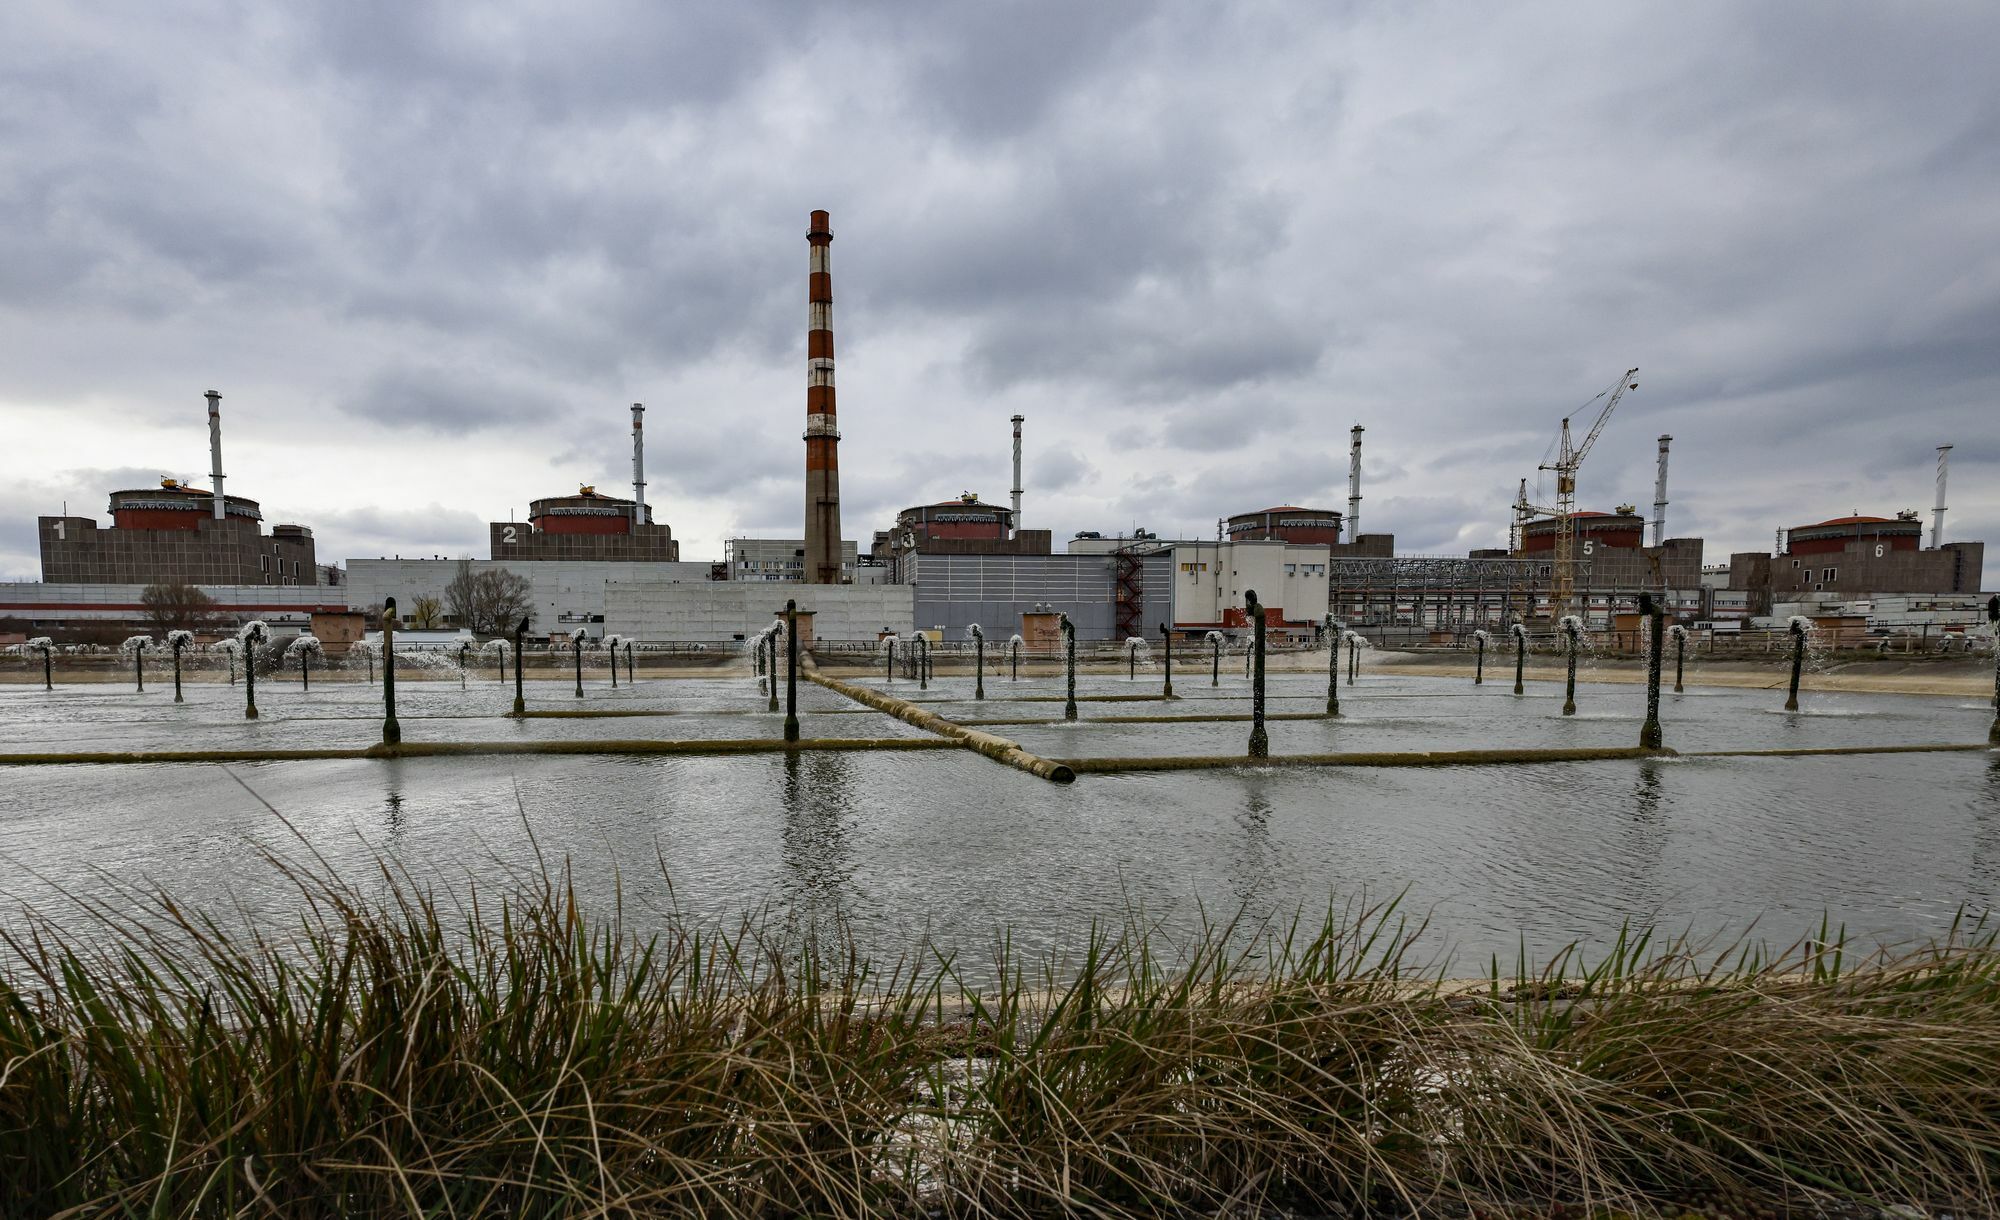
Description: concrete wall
0,581,348,634
344,559,714,635
601,582,912,643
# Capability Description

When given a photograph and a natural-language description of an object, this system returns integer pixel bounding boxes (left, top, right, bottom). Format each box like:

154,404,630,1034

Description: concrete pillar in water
302,647,312,691
1348,632,1359,686
784,600,800,744
1209,631,1222,687
1785,619,1806,712
1672,625,1686,694
1325,616,1340,718
1128,638,1138,681
918,635,928,691
626,641,635,684
1160,624,1174,699
1247,591,1269,758
1512,623,1527,696
171,637,185,702
885,638,894,684
572,634,585,699
1011,637,1019,681
1474,633,1486,686
972,624,986,700
458,642,469,691
1061,614,1078,722
133,640,145,692
1639,594,1664,750
511,618,528,717
39,642,52,692
381,601,401,746
606,638,617,689
1561,618,1579,716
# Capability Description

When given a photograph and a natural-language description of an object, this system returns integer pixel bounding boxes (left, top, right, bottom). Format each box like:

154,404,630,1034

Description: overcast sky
2,2,1994,579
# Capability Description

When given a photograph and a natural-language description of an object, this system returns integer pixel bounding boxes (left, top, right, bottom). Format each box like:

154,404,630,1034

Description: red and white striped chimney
803,209,844,584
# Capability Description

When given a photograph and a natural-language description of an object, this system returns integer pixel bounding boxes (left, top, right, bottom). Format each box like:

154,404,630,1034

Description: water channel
2,665,1995,976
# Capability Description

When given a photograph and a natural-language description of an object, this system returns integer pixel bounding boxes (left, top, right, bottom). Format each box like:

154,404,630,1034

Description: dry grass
2,858,1997,1218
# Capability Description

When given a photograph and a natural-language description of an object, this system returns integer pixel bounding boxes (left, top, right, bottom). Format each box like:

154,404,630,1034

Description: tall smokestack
1346,425,1364,542
1010,414,1024,536
1933,444,1952,548
803,210,844,583
205,390,225,520
1651,434,1672,547
630,403,647,527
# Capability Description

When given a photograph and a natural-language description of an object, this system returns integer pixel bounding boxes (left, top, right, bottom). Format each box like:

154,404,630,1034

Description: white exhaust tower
1651,434,1672,547
631,403,647,527
1932,444,1951,548
207,390,227,516
1010,414,1024,536
1346,425,1364,542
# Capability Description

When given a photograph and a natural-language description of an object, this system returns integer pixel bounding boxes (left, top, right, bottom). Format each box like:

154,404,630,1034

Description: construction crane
1526,367,1640,622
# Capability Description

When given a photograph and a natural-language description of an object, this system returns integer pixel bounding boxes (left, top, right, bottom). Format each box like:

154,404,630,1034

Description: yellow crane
1526,367,1640,622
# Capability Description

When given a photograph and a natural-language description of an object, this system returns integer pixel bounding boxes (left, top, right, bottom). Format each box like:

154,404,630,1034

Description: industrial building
488,405,680,562
877,494,1054,578
489,487,679,562
38,392,334,588
1225,506,1344,546
1165,539,1333,640
724,538,864,582
903,551,1171,642
1728,512,1983,616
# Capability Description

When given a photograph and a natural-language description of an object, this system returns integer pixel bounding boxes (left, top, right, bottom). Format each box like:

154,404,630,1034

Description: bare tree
407,596,446,630
442,565,534,635
445,561,479,630
474,569,534,636
140,583,220,635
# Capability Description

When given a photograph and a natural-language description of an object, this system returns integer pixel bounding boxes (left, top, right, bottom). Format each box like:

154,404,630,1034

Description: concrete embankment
0,738,961,766
807,668,1076,783
1366,649,1994,698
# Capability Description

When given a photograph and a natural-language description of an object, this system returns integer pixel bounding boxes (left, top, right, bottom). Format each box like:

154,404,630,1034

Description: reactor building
37,391,332,587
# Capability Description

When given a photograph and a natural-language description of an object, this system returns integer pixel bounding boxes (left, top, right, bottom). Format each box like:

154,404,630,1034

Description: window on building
1802,570,1813,581
1824,567,1838,581
1284,564,1296,575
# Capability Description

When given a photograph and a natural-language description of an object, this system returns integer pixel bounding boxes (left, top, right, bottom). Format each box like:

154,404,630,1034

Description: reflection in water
1229,780,1276,913
779,751,858,946
1617,762,1669,925
1973,759,2000,892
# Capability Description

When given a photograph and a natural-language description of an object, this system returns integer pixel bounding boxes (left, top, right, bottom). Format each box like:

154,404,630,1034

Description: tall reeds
2,861,1996,1218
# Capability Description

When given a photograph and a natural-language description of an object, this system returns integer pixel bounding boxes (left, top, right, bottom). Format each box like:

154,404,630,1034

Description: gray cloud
0,1,1994,570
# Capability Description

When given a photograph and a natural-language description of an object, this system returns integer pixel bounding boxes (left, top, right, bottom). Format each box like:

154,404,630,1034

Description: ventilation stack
631,404,647,527
206,390,225,520
1651,434,1672,547
1932,444,1952,548
803,210,844,583
1010,414,1024,536
1346,425,1364,542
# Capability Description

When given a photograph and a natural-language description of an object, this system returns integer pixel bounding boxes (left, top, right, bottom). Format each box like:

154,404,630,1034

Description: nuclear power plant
2,212,1989,648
